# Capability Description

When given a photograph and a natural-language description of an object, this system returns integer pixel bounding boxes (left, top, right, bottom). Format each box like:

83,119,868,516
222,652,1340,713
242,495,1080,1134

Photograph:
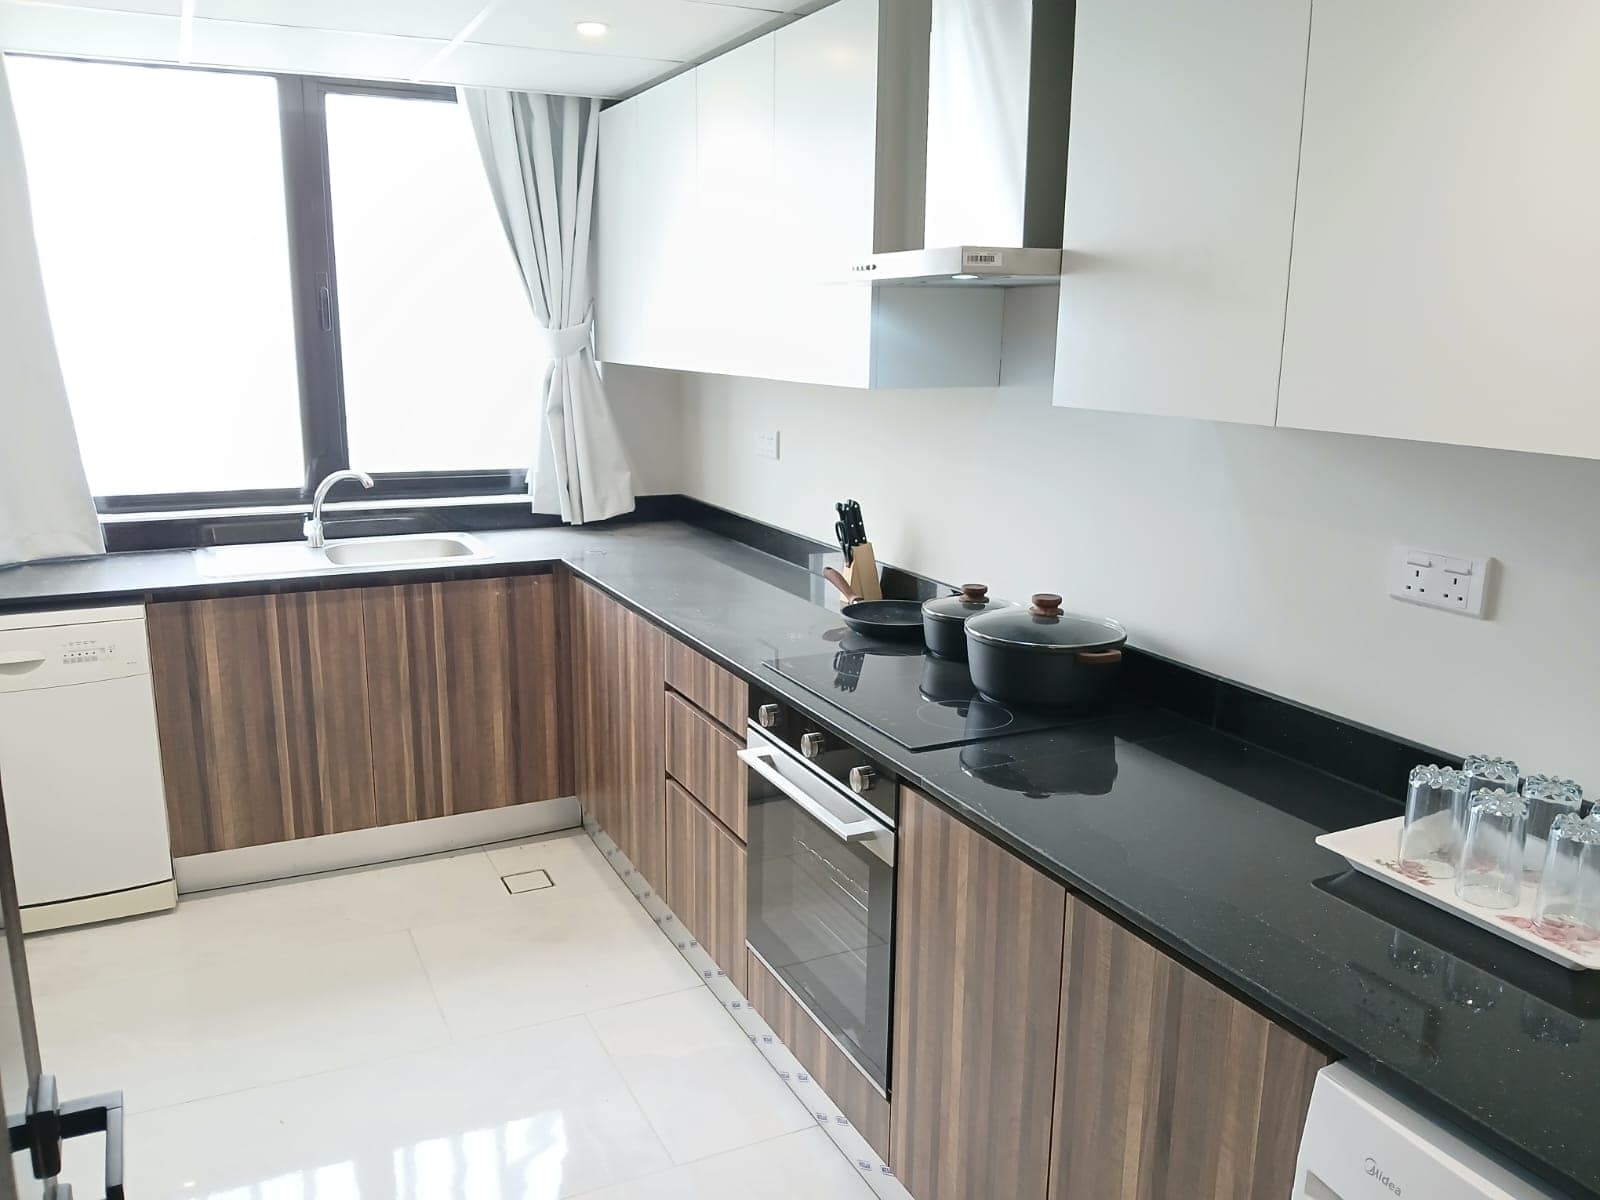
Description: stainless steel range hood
848,0,1071,287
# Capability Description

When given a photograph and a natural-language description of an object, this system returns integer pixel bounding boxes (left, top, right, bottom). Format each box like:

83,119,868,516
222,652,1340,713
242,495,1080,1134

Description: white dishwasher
1294,1063,1560,1200
0,605,175,932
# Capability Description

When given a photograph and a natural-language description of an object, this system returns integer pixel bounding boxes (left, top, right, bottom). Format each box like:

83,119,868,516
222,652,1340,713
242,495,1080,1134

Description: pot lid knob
1030,593,1063,618
960,583,989,602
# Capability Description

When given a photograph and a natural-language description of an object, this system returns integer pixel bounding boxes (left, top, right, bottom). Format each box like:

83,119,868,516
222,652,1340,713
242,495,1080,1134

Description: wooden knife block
843,542,882,601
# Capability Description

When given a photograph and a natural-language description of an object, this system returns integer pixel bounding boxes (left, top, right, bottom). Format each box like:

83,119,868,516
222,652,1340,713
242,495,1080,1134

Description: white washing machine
1294,1063,1561,1200
0,605,175,931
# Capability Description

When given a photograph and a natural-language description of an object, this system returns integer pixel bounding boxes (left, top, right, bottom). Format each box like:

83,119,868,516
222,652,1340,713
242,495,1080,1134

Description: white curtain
0,57,103,565
462,88,635,525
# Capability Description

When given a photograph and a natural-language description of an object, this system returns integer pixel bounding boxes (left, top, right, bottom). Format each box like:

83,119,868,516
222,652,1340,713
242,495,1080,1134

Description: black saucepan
823,567,926,643
965,592,1126,708
921,583,1014,660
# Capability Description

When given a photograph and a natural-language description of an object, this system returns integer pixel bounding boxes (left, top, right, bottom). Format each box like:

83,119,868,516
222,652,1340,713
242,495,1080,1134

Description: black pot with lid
921,584,1014,660
965,593,1127,709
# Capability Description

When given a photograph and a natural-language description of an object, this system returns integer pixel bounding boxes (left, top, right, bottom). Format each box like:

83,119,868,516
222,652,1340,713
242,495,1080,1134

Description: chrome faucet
304,469,374,548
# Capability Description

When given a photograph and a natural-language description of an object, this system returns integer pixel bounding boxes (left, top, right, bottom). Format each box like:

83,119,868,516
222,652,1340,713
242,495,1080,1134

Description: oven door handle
738,746,887,843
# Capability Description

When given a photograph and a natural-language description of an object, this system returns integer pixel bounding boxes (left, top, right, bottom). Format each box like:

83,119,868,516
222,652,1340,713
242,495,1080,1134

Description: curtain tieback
540,317,593,359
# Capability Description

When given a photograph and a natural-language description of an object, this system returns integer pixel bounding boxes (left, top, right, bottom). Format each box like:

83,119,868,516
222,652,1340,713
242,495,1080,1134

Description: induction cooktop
764,645,1082,751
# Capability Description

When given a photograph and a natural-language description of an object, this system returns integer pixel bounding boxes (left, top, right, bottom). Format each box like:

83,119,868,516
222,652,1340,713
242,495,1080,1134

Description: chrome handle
738,747,886,843
800,731,826,759
757,703,782,729
849,765,877,794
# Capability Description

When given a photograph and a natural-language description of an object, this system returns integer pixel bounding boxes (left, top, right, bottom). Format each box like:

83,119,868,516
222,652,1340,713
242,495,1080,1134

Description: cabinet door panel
147,589,375,856
1053,0,1310,423
1278,0,1600,458
1050,896,1328,1200
890,786,1065,1200
570,578,666,890
365,574,564,824
665,781,746,990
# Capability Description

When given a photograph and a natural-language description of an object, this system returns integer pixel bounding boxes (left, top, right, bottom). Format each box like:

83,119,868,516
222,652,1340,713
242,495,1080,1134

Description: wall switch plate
755,430,780,460
1389,546,1493,618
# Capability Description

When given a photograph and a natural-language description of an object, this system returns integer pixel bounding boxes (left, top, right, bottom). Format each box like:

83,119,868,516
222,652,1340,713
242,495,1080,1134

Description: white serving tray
1316,816,1600,971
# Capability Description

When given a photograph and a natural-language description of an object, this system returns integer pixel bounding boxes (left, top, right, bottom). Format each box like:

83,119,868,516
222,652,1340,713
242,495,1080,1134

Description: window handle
316,272,332,332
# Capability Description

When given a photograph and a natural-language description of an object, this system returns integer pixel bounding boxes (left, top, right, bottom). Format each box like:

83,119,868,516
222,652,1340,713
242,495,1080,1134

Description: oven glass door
745,734,894,1094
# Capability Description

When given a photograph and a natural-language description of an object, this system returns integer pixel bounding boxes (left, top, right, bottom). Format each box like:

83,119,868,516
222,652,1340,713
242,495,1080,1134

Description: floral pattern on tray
1499,915,1600,957
1376,858,1443,886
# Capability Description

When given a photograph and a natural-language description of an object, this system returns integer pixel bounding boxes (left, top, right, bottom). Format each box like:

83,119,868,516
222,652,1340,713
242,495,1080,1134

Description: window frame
13,56,531,515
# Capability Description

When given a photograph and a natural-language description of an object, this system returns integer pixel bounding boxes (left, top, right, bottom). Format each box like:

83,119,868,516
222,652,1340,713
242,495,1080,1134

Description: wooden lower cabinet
665,691,746,839
664,780,746,989
664,637,747,732
570,576,667,890
1049,896,1329,1200
149,572,567,857
363,573,567,823
149,588,377,856
891,786,1067,1200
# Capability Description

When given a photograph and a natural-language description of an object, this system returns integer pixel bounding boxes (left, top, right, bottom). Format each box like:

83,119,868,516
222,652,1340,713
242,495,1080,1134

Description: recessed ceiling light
575,20,610,38
951,273,980,281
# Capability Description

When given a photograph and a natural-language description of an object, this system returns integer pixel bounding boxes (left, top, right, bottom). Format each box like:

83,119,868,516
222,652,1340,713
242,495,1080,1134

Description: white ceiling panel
683,0,808,9
194,0,485,42
187,19,442,81
472,0,774,65
0,2,178,60
419,38,676,96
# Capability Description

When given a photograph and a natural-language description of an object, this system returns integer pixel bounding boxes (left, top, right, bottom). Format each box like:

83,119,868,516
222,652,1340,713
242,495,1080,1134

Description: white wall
633,293,1600,783
605,363,685,498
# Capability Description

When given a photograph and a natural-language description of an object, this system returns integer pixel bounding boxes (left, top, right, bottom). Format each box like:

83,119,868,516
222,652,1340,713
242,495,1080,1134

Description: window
5,56,546,510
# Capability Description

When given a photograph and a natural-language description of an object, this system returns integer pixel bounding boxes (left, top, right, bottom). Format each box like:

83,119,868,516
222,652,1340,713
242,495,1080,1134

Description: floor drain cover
502,868,554,894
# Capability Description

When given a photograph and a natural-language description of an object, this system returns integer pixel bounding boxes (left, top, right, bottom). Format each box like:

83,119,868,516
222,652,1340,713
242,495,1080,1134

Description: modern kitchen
2,1,1598,1198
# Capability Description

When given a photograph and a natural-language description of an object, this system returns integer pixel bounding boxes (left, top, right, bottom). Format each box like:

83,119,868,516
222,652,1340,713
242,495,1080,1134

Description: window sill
98,492,531,525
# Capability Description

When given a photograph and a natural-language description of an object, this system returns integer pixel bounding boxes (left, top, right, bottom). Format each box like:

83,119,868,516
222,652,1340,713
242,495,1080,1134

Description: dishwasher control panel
0,607,151,691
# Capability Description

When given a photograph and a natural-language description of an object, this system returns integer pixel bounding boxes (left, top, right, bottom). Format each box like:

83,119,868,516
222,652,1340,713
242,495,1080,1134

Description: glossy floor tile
410,885,701,1038
588,988,815,1164
34,830,866,1199
62,1016,674,1199
569,1129,876,1199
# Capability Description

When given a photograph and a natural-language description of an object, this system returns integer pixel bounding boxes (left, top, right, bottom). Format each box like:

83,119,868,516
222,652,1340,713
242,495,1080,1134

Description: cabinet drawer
665,780,746,990
665,691,747,840
665,639,747,733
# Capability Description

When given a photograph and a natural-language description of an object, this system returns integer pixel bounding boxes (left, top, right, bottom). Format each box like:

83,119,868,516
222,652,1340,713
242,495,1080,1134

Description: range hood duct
850,0,1072,286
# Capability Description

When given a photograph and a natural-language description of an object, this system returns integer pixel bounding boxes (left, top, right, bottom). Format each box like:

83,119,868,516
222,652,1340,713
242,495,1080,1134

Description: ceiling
0,0,817,95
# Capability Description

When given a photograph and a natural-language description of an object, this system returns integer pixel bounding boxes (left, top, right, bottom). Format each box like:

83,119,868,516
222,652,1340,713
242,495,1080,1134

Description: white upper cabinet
1052,0,1311,424
1277,0,1600,459
594,0,1009,389
695,33,775,380
595,70,698,372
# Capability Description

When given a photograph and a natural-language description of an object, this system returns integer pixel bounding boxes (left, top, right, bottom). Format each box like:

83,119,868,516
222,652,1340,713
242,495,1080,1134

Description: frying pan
823,567,926,643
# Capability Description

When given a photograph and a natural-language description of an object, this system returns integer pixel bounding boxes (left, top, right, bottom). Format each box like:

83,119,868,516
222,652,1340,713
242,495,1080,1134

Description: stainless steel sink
195,533,489,578
322,534,487,567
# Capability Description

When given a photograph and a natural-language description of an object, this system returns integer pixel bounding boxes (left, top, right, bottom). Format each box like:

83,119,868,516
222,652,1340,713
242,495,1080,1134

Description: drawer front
665,638,747,733
665,691,747,840
665,780,747,990
745,947,890,1162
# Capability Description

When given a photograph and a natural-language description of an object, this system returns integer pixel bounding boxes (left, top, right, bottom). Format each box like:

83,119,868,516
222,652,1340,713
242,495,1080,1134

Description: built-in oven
741,691,896,1096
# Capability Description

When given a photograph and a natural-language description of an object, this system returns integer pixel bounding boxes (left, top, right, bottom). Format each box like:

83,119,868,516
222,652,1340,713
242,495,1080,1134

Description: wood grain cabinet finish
891,786,1066,1200
570,576,667,890
664,780,746,990
664,692,747,840
148,588,378,856
149,573,567,858
746,948,889,1162
664,638,747,733
363,574,567,825
1050,896,1329,1200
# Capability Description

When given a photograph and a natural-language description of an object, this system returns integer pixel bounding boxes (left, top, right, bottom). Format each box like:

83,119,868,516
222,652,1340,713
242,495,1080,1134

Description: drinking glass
1400,765,1463,879
1521,776,1584,878
1455,789,1527,910
1531,813,1600,940
1462,755,1520,802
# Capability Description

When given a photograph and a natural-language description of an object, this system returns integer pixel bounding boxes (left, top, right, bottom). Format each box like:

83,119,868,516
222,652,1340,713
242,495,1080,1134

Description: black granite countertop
3,522,1594,1197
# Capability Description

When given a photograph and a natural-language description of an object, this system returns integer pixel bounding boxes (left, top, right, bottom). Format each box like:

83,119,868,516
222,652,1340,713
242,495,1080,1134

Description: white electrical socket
1389,547,1493,618
755,430,780,460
